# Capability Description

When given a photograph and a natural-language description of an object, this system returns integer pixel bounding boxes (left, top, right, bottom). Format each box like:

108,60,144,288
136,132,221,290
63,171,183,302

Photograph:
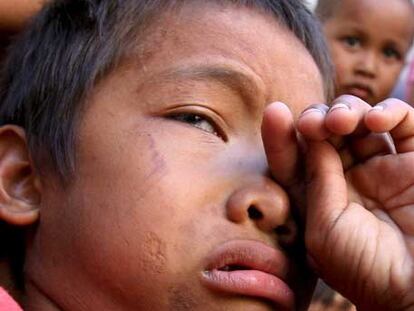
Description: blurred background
305,0,413,100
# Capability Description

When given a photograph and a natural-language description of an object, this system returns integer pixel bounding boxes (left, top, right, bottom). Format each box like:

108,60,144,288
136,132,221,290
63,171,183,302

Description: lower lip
201,269,295,310
347,87,370,100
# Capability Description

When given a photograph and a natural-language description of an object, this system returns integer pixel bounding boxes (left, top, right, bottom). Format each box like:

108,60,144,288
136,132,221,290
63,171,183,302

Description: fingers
262,102,300,186
298,95,372,140
326,96,372,136
365,98,414,153
264,97,414,186
305,140,348,238
298,96,414,154
297,96,379,161
298,96,410,164
347,132,396,162
296,104,330,140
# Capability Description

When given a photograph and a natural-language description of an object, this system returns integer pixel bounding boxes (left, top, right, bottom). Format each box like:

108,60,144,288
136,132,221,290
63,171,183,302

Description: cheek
73,121,221,273
377,65,402,97
330,46,352,80
53,121,187,296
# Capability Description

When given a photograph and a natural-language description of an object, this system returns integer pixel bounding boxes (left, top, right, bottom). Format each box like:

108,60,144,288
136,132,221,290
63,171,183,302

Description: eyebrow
149,62,266,114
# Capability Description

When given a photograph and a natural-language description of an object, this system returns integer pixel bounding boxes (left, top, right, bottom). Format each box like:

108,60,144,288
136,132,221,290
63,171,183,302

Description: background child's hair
314,0,340,22
0,0,333,180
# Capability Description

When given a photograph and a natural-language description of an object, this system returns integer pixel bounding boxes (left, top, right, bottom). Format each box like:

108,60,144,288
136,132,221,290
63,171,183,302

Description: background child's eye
169,113,220,137
383,47,401,60
343,36,360,48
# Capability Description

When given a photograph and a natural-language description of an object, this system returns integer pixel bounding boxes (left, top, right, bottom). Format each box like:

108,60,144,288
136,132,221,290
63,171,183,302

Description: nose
226,178,291,233
355,50,378,78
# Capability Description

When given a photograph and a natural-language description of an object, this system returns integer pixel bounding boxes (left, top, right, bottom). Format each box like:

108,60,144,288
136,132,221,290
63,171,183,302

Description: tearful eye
169,113,219,137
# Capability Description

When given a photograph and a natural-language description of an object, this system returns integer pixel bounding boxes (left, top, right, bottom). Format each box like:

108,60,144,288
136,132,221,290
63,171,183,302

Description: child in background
0,0,414,310
312,1,414,309
316,0,414,105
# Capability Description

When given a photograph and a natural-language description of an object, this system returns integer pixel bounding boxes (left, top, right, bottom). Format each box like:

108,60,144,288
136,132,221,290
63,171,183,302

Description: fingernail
301,107,326,116
272,101,290,110
329,102,350,112
266,101,290,113
371,104,385,112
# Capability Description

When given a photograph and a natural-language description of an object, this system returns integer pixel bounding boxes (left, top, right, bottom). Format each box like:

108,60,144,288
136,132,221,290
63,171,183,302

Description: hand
0,0,46,33
297,95,414,311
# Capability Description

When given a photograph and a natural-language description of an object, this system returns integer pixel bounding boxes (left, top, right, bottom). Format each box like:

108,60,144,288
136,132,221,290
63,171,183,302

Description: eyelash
168,112,225,140
341,36,402,61
383,47,401,60
343,36,361,48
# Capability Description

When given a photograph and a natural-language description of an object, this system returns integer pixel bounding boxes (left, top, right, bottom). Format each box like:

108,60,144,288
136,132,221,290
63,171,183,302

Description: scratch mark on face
144,133,167,181
129,131,169,204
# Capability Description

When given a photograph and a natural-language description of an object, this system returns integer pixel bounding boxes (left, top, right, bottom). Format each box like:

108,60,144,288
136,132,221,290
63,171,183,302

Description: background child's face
322,0,414,104
25,4,324,311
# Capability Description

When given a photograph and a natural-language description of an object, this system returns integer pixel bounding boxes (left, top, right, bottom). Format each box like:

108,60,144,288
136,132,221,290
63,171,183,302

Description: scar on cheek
140,231,167,274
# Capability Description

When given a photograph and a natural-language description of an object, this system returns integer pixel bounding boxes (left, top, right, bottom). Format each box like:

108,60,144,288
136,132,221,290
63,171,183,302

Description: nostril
274,222,297,249
247,205,263,220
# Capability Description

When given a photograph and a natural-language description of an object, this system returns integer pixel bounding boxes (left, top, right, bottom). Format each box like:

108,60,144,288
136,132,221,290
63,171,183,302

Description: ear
0,125,41,226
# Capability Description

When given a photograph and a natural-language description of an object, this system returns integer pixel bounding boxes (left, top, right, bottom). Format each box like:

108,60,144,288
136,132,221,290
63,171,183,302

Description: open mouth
201,240,295,310
219,264,251,271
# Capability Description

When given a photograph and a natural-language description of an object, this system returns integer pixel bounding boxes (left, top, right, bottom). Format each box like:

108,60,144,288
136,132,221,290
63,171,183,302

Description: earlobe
0,126,41,226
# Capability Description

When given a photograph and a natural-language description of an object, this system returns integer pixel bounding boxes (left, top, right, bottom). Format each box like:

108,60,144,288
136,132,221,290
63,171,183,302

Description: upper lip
203,240,289,281
345,82,374,99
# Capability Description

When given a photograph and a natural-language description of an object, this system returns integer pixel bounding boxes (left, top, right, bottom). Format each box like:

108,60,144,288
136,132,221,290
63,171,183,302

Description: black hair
314,0,340,22
0,0,333,179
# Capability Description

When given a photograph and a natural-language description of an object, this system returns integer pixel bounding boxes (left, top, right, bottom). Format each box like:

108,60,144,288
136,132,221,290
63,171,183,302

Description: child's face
26,5,324,311
322,0,414,104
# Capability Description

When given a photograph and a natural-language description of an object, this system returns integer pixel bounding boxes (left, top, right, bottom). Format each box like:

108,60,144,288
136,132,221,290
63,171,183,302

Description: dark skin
0,0,45,33
263,94,414,310
313,0,414,308
0,0,46,63
304,97,414,311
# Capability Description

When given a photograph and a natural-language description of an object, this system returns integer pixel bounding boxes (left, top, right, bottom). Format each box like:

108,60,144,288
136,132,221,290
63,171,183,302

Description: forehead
328,0,414,44
121,4,324,115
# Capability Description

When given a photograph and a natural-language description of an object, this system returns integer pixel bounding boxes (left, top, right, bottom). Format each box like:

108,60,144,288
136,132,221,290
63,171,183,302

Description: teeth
221,266,231,271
